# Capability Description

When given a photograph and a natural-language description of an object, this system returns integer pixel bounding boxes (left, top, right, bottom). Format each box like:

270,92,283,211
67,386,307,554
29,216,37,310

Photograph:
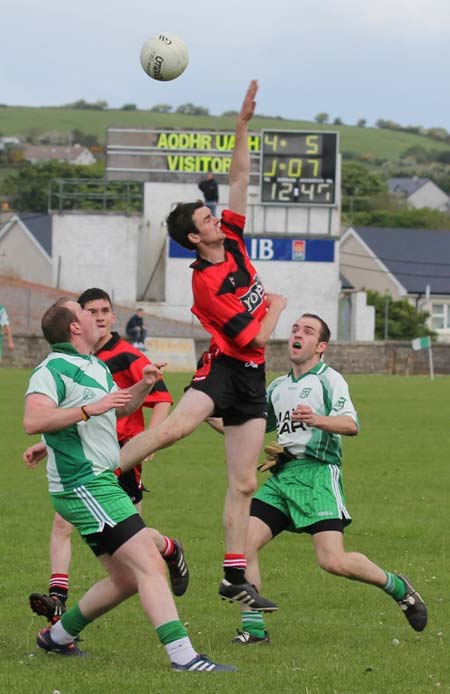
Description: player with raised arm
119,80,287,612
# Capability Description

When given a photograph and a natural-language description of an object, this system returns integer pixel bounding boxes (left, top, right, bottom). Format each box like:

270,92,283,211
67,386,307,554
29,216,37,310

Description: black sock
224,567,246,584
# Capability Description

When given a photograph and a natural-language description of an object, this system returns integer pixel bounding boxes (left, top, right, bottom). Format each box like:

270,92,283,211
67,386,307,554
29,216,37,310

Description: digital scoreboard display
260,130,338,206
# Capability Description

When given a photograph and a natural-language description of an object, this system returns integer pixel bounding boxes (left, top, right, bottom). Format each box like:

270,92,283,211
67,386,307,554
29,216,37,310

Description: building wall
52,213,142,306
0,222,51,285
73,150,96,165
351,291,375,341
46,174,341,332
149,255,340,340
5,335,449,375
409,182,449,211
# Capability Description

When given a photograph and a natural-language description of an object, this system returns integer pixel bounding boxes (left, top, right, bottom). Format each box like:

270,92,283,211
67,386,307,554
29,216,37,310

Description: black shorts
117,468,143,505
250,498,346,538
117,440,143,504
189,353,267,426
84,513,146,556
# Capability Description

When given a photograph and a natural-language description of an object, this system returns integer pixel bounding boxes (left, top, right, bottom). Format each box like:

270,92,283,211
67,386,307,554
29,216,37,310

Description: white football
140,33,189,81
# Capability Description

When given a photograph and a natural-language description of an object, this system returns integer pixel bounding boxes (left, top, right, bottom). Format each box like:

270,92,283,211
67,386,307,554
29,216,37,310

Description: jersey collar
95,331,120,354
189,255,212,270
289,360,328,382
51,342,92,360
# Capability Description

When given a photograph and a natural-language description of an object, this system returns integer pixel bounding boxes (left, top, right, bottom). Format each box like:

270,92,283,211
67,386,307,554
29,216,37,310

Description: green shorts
50,471,138,536
253,459,352,533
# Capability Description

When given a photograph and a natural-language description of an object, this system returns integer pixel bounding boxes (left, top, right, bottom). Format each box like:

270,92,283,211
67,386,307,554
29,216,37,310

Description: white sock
164,636,197,665
50,620,77,644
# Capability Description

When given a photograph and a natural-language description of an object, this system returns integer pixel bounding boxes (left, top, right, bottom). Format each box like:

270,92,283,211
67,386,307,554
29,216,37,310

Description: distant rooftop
387,177,429,197
353,226,450,294
18,212,52,256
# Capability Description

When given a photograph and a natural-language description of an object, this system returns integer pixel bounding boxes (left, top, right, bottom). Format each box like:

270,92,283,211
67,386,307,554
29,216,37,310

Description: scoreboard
260,130,338,206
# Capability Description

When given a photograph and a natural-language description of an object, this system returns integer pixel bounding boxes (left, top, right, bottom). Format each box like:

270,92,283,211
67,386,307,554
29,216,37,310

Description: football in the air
139,33,189,81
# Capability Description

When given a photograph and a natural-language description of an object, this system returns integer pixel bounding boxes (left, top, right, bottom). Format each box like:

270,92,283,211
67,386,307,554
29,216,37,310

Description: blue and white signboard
169,237,334,263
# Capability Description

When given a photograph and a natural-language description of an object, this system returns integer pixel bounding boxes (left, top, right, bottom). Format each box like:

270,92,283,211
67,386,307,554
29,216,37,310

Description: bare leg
78,554,138,619
313,531,387,585
78,528,179,626
120,389,214,473
49,513,74,574
129,500,166,555
244,516,274,593
223,418,266,554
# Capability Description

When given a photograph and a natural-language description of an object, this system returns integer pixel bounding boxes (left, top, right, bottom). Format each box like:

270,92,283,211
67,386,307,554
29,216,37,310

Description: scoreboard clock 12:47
260,130,338,206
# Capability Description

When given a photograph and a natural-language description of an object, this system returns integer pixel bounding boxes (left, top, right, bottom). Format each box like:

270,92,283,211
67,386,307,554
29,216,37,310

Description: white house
387,177,449,211
22,144,96,166
0,213,52,285
341,226,450,342
0,136,21,151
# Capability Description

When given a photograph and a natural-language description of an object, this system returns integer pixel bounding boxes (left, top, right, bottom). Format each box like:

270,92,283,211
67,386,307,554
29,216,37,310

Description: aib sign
169,237,334,262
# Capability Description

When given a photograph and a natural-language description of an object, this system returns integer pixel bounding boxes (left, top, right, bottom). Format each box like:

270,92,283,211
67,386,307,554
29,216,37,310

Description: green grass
1,369,449,693
1,106,450,161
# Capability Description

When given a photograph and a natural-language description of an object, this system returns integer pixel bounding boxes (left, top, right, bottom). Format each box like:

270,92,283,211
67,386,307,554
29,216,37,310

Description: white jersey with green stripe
25,342,120,492
266,361,359,466
0,304,9,327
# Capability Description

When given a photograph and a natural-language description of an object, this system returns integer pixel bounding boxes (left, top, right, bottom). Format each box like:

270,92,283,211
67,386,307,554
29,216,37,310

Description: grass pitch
0,369,449,693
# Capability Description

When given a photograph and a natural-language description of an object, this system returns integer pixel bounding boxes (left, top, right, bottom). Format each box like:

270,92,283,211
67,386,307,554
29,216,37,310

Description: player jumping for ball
119,80,287,612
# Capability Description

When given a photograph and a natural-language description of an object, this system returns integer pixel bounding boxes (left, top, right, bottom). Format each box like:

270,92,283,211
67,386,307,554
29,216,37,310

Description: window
431,303,450,330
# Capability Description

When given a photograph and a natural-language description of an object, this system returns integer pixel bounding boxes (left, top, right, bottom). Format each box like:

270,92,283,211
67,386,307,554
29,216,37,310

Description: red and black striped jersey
95,332,172,442
190,209,268,365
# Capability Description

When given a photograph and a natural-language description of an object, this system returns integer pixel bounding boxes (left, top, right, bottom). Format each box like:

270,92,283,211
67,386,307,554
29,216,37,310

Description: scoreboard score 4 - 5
260,130,338,206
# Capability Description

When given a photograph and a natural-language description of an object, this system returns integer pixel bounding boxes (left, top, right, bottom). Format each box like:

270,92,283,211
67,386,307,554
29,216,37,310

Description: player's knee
235,476,257,498
318,554,346,576
52,514,74,539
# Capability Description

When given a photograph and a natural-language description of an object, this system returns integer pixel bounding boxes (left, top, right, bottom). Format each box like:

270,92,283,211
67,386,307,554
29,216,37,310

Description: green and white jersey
0,304,9,327
25,342,120,493
266,361,359,466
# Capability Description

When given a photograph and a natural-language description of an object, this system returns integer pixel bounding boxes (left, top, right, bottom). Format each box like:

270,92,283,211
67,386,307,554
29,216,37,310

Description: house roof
387,177,429,197
4,212,52,257
339,272,354,290
17,213,52,256
23,144,91,163
349,226,450,295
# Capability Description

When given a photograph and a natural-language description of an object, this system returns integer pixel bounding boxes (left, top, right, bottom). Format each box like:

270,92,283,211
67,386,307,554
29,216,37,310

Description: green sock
382,572,406,601
60,603,93,636
155,620,188,645
242,610,266,637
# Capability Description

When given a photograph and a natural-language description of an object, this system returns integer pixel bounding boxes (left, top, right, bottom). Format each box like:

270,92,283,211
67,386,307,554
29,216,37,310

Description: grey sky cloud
2,0,449,129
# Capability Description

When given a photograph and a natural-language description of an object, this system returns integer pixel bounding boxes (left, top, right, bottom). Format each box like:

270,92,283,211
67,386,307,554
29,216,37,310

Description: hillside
1,106,450,162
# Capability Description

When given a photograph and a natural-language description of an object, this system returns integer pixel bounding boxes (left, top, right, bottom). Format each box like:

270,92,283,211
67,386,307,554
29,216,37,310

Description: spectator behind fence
198,173,219,216
0,303,14,359
126,308,147,349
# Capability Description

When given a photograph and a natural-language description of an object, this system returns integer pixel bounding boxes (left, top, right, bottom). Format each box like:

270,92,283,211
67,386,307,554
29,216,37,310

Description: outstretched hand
239,80,258,124
142,362,166,388
87,390,133,416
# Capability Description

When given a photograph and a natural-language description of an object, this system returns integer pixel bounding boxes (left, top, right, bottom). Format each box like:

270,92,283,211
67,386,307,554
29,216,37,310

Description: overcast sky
2,0,449,130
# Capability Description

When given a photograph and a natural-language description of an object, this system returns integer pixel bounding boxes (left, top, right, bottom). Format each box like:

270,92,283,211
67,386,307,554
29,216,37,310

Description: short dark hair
77,288,113,309
41,297,76,345
166,200,204,250
302,313,331,343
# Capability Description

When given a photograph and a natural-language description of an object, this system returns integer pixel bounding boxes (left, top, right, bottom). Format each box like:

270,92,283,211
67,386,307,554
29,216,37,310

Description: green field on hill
1,368,449,693
1,105,450,162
